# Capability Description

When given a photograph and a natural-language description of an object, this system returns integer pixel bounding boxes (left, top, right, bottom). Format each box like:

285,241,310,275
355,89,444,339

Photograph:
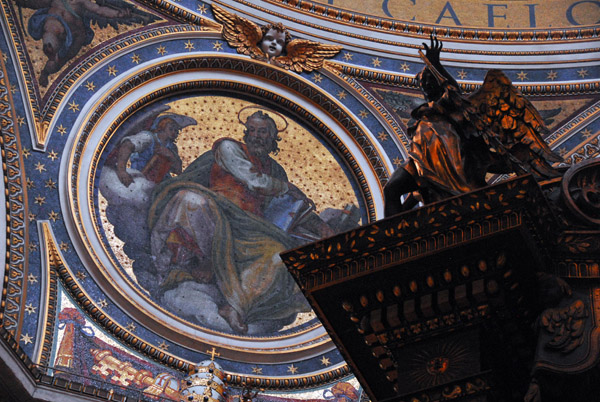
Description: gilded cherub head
260,23,292,59
213,4,342,73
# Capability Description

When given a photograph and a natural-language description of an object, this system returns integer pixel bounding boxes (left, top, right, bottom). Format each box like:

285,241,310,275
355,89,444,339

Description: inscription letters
320,1,599,28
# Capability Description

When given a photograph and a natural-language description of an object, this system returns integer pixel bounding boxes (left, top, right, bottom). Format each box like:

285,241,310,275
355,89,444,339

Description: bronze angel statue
212,4,342,73
384,36,563,216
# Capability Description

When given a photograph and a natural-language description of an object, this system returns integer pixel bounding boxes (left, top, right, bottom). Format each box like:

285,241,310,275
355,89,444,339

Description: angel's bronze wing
469,69,562,178
212,4,266,61
273,40,342,73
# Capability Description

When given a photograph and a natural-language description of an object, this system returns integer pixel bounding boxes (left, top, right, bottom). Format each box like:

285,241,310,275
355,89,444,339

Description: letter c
566,1,600,25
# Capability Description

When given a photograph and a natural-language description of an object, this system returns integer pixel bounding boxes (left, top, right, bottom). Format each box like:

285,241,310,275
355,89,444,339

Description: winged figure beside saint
212,4,342,73
384,36,563,216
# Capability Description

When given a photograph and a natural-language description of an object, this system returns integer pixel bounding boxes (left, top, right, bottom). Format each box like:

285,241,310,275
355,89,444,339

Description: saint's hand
287,183,316,210
116,169,134,187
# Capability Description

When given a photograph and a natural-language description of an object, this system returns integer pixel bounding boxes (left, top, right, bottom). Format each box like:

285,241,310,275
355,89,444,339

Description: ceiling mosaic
0,0,598,401
306,0,600,28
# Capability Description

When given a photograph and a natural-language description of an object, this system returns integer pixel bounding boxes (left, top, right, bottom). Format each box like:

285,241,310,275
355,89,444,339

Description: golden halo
237,106,289,132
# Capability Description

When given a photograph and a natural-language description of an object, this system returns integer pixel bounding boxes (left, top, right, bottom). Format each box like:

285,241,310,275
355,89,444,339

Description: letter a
436,2,462,25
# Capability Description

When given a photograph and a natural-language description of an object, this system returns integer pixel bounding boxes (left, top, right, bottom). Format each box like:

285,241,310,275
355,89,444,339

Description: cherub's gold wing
211,4,266,60
273,40,342,73
469,69,562,178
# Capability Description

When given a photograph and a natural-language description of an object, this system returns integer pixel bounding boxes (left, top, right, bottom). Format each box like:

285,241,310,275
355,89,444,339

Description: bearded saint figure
147,109,337,335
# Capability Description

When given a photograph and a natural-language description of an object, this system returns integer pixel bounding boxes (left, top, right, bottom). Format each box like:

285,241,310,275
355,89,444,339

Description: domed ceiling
0,0,597,401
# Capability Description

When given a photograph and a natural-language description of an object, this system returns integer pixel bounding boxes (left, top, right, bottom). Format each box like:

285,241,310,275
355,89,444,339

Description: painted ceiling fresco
0,0,598,401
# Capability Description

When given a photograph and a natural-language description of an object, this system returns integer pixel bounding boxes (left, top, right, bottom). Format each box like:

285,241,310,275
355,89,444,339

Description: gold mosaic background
170,96,359,213
316,0,598,28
